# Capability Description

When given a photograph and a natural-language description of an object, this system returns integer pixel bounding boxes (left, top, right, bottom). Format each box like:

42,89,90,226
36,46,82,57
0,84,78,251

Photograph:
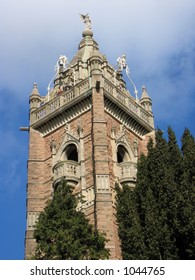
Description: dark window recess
117,145,129,163
66,144,78,162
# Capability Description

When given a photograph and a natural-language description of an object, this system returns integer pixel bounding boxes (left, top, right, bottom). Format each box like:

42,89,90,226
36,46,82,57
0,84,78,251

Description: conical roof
30,82,40,96
70,27,103,65
141,86,150,99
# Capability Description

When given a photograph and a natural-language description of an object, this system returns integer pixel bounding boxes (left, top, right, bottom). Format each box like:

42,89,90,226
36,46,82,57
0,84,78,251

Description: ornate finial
80,13,92,29
141,86,150,98
80,13,93,37
50,140,57,155
111,126,116,139
77,120,83,137
133,138,138,157
33,82,38,89
64,122,69,133
30,82,40,96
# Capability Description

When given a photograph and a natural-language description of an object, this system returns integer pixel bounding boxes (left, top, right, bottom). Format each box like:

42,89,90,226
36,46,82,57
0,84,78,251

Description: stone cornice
103,78,154,132
31,91,92,136
104,94,154,137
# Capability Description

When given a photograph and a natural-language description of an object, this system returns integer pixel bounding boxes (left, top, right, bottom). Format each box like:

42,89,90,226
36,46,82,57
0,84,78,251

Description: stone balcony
52,160,80,186
117,161,137,184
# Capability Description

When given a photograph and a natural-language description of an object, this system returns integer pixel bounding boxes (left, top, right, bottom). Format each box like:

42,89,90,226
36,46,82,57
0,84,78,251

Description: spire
29,83,41,113
30,82,40,96
140,86,152,112
141,86,150,99
70,14,100,65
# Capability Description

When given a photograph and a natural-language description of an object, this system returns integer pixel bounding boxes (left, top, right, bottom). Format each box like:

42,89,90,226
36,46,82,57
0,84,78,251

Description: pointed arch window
64,144,78,162
117,145,130,163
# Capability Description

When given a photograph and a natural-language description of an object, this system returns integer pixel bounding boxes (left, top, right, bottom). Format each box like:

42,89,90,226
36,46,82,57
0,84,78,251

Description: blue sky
0,0,194,259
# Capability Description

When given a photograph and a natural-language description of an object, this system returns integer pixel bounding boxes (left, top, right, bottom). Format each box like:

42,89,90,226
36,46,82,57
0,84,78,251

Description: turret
140,86,152,113
29,83,41,112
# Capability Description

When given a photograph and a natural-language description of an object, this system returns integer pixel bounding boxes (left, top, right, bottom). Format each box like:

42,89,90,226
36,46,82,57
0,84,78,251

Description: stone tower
25,18,155,259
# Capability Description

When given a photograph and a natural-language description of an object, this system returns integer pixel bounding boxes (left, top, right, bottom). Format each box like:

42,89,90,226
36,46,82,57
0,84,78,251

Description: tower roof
70,24,103,65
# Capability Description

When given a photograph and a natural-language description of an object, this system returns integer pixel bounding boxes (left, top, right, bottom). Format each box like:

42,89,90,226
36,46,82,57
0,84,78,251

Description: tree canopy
33,179,109,260
116,127,195,259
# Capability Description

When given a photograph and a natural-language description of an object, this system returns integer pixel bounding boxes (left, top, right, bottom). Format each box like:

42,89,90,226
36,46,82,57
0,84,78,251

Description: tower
25,17,155,259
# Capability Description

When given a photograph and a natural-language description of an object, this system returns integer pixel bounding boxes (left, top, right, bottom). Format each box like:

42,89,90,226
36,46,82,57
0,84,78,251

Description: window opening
117,145,129,163
65,144,78,162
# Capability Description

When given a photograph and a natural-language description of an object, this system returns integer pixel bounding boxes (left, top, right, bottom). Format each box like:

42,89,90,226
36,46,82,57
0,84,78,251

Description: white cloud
0,0,194,131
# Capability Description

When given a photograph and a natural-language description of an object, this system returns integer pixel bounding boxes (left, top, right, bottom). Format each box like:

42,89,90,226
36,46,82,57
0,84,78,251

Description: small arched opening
64,144,78,162
117,145,130,163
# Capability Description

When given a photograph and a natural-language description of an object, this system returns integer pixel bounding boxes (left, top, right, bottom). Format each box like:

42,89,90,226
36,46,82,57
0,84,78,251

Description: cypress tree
143,130,178,259
115,184,146,259
33,179,109,260
177,128,195,259
116,128,186,259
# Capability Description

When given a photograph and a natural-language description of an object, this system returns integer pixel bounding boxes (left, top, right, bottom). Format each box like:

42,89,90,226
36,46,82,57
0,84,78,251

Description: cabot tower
25,15,155,259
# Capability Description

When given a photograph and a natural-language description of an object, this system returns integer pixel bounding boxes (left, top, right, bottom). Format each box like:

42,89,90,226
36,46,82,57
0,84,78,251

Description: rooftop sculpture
80,13,92,29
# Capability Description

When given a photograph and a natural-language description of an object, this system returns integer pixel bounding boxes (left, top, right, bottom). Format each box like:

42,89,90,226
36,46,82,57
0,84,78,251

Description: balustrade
31,76,152,129
117,161,137,182
104,79,152,126
31,78,90,124
53,160,80,182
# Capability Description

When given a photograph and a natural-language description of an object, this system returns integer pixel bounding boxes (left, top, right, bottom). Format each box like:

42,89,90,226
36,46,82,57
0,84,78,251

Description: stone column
90,54,121,259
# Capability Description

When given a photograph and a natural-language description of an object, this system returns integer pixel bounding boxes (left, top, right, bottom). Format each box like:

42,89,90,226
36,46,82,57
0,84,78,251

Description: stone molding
27,212,39,230
96,175,110,193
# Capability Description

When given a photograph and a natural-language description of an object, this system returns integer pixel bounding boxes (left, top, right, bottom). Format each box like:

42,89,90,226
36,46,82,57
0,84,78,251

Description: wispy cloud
0,0,194,153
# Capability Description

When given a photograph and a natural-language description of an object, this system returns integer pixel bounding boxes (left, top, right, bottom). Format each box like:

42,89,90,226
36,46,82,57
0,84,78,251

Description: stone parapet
104,78,154,129
30,78,90,125
117,162,137,183
52,160,80,185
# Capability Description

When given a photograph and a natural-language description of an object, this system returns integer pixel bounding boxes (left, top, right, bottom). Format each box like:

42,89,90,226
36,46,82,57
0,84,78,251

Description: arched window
64,144,78,162
117,145,130,163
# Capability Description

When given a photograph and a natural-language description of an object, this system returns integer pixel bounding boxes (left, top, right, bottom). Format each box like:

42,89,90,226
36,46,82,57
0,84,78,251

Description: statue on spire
116,54,139,101
80,13,92,29
117,54,127,71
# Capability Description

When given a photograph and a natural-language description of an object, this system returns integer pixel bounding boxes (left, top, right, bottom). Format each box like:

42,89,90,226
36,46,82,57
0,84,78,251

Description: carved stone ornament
50,140,57,154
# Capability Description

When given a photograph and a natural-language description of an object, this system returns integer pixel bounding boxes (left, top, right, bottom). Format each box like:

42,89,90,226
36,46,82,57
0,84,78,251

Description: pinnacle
30,82,40,96
141,86,150,99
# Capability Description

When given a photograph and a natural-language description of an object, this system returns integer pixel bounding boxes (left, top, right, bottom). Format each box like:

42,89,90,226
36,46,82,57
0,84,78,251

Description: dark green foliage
116,127,195,260
177,128,195,259
33,179,109,260
115,184,146,259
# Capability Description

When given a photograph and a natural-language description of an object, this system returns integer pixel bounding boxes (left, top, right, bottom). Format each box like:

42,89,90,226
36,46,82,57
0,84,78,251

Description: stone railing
117,161,137,182
104,79,152,126
31,78,90,124
52,160,80,183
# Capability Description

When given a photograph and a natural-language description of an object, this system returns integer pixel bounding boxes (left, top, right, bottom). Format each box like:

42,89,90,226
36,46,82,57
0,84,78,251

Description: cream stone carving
27,212,39,229
96,175,110,192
